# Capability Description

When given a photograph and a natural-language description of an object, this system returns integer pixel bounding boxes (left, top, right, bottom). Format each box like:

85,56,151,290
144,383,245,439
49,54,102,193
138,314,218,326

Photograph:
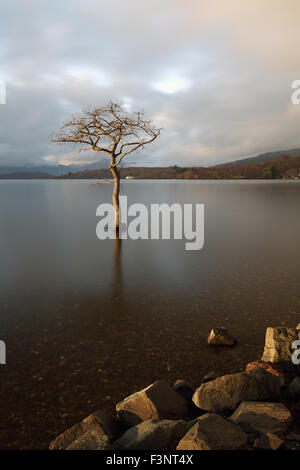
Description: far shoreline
1,153,300,181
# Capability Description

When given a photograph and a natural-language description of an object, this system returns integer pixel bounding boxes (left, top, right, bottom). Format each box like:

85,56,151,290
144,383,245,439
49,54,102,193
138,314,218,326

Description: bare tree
51,101,161,231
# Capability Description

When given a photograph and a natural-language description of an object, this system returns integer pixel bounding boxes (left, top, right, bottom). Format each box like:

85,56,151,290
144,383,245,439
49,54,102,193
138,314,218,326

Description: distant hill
58,153,300,180
0,156,133,177
215,148,300,167
0,171,53,179
0,164,71,176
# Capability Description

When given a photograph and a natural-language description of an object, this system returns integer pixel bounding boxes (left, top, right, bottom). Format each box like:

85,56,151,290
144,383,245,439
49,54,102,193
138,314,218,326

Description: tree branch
51,101,161,166
112,133,159,167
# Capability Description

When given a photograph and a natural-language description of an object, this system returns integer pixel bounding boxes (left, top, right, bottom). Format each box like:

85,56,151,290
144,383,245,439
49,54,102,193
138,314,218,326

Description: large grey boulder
230,401,292,436
116,380,188,426
49,410,120,450
113,419,188,450
66,430,112,450
176,413,248,450
261,327,300,369
192,367,281,413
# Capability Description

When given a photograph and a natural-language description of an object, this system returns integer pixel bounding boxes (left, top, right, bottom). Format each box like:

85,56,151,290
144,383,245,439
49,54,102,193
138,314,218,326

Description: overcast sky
1,0,300,167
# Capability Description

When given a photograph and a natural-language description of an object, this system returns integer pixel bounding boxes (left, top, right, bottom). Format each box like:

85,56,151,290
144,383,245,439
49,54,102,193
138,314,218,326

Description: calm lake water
1,179,300,449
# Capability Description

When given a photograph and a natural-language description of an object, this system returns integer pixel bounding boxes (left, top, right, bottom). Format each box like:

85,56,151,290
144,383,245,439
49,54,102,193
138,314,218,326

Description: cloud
151,73,191,94
43,150,100,166
1,0,300,167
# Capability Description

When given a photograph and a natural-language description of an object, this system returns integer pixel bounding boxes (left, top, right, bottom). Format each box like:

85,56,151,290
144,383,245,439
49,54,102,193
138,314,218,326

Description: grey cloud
1,0,300,168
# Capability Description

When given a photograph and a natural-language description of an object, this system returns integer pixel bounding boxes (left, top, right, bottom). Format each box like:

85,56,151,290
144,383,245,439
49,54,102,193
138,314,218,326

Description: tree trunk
110,161,120,232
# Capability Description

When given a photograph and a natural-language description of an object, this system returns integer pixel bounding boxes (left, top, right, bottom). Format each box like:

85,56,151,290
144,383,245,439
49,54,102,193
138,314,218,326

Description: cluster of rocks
49,326,300,451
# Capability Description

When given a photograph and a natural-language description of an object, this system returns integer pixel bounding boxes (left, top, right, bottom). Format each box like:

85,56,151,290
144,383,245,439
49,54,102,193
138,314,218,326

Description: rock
246,360,285,386
172,380,194,401
230,401,292,436
288,376,300,399
261,327,300,369
172,380,201,419
207,327,236,346
200,371,219,383
192,367,281,413
113,419,188,450
116,380,188,426
176,413,248,450
287,433,300,442
49,410,120,450
254,432,283,450
66,430,112,450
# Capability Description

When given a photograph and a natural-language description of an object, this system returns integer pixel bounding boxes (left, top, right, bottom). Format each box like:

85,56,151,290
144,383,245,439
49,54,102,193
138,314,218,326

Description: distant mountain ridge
0,171,53,179
215,148,300,167
0,160,109,176
0,164,68,176
0,155,136,176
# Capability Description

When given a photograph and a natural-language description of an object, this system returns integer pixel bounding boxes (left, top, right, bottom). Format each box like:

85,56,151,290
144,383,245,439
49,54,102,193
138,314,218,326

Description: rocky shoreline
49,326,300,451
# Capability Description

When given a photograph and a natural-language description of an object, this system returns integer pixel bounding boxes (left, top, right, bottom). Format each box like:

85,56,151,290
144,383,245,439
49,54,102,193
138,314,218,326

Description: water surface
1,179,300,449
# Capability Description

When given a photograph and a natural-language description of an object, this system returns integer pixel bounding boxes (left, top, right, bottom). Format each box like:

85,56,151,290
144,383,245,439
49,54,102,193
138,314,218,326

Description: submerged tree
51,101,161,231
